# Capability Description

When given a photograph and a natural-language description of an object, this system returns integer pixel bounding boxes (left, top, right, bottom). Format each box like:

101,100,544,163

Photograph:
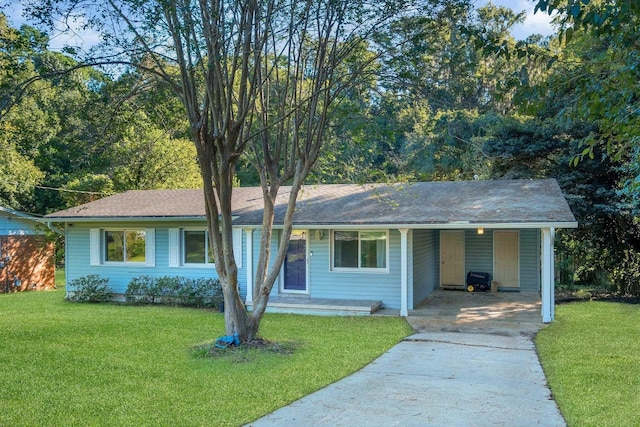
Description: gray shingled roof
45,179,577,227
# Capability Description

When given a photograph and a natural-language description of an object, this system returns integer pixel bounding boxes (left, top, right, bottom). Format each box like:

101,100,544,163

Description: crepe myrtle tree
22,0,413,339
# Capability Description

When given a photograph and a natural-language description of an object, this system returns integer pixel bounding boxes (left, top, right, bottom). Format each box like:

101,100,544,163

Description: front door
493,231,519,288
440,231,465,287
284,230,307,292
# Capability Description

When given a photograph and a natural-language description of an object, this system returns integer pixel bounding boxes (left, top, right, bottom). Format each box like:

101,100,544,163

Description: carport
405,289,545,336
400,180,577,323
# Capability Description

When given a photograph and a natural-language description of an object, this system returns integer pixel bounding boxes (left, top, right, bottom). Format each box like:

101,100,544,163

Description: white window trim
182,228,215,267
89,228,101,266
168,227,242,269
330,229,390,273
168,228,180,267
91,228,153,266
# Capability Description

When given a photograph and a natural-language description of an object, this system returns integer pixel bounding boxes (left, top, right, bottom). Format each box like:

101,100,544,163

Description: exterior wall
464,230,493,274
306,228,402,309
0,215,41,236
412,229,438,306
0,213,55,293
464,228,540,292
519,229,540,292
66,222,247,297
65,221,542,308
0,235,55,292
248,228,282,298
408,228,541,300
245,228,403,309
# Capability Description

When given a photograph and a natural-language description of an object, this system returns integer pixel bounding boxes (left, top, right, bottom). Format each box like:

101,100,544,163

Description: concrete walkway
248,291,566,426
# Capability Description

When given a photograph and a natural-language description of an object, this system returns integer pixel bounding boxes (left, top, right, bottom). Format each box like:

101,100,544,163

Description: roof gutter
42,217,578,230
44,216,207,223
238,221,580,230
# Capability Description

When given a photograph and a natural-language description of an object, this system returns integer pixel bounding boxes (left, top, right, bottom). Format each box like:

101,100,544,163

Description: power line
0,179,109,195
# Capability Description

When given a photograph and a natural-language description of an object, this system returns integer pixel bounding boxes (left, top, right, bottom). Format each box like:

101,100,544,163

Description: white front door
493,231,520,288
440,231,465,287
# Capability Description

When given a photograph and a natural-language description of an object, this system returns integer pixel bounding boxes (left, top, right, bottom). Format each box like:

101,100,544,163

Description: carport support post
541,227,555,323
400,228,409,317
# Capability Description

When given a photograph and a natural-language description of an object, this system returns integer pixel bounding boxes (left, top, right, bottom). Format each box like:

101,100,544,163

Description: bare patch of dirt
192,338,299,362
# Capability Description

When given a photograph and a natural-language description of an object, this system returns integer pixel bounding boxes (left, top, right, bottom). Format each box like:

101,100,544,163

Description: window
183,230,214,265
105,230,146,263
168,228,241,268
332,230,387,270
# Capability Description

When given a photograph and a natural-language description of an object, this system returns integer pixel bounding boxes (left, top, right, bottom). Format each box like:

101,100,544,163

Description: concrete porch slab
247,297,382,316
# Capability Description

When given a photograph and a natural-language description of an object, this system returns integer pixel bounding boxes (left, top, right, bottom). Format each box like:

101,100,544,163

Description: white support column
245,228,254,306
399,228,409,317
550,227,556,320
541,227,554,323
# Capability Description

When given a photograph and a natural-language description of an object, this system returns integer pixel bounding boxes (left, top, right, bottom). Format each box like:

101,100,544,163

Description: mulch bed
556,289,640,305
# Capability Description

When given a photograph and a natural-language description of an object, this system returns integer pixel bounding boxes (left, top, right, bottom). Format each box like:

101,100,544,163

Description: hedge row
125,275,223,308
67,275,223,309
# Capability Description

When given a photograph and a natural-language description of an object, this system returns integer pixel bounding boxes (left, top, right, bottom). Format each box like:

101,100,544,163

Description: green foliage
60,174,115,207
125,275,222,308
0,139,44,208
482,112,640,295
401,107,497,181
0,288,411,425
528,1,640,180
536,301,640,426
124,275,155,305
66,274,111,303
112,124,201,192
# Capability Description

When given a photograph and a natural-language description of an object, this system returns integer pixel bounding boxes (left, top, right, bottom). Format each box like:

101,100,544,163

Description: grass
0,288,412,426
536,301,640,427
54,268,65,288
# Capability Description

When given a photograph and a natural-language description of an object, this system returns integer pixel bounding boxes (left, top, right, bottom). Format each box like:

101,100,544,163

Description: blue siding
65,221,543,309
463,228,540,292
0,214,41,235
66,222,246,297
246,228,403,309
520,229,540,292
465,230,494,275
304,229,402,309
246,228,281,298
412,229,438,306
413,228,540,301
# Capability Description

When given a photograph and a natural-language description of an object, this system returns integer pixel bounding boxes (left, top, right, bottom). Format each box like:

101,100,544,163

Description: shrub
124,275,155,305
125,276,222,309
153,276,182,305
67,275,111,303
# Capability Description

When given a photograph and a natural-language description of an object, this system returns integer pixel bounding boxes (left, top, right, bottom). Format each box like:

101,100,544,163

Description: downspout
46,222,65,235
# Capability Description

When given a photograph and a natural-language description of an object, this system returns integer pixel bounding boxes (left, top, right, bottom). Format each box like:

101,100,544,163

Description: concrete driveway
248,290,566,426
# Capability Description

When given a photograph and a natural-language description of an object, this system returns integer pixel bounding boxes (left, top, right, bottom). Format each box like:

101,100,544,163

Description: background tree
532,0,640,194
0,14,201,212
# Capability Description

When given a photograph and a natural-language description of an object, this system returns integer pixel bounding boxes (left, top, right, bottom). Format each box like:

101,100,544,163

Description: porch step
246,297,382,316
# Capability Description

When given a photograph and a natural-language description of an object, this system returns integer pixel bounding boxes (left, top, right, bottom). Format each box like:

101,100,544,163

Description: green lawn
536,301,640,427
0,288,412,426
